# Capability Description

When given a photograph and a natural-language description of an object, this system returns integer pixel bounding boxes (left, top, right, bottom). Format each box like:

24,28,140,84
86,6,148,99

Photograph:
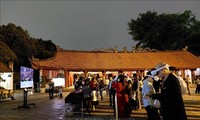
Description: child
91,89,98,110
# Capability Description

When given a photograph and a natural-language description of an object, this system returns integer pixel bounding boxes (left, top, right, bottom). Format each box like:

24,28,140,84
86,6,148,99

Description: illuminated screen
52,78,65,87
20,66,34,88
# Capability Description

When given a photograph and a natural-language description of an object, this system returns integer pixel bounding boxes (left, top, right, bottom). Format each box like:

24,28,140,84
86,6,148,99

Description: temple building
0,61,14,90
31,48,200,88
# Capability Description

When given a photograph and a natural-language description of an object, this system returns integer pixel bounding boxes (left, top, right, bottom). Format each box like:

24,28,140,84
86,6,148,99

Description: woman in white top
142,70,160,120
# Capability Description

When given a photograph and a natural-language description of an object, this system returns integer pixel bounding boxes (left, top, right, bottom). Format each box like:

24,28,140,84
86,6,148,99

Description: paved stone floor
0,87,199,120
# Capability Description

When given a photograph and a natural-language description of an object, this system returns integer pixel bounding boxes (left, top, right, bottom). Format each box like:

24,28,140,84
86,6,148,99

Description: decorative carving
94,47,115,52
183,46,188,51
94,46,119,53
132,46,136,53
93,46,157,53
114,46,118,53
123,47,127,53
133,46,157,53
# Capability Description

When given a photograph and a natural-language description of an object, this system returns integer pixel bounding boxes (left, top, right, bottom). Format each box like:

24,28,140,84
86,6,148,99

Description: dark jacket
161,73,187,120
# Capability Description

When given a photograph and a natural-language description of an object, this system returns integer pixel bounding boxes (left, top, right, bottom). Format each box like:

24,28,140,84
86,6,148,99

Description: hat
151,62,169,76
146,70,159,81
155,62,169,71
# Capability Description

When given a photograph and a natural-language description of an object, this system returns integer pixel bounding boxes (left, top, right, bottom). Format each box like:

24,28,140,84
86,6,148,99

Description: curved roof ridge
32,49,195,62
58,49,187,53
31,49,200,70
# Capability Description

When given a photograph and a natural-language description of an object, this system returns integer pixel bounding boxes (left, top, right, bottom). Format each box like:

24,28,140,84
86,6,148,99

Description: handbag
153,99,161,108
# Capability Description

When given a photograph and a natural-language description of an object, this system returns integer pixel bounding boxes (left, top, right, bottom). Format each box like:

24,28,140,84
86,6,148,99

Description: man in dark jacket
153,62,187,120
49,79,54,99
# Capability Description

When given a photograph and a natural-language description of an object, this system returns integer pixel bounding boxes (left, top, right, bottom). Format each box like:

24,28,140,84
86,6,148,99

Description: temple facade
31,49,200,88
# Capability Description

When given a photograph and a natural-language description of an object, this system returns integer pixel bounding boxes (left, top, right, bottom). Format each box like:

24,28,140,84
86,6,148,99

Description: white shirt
142,78,156,107
105,78,110,86
91,90,98,101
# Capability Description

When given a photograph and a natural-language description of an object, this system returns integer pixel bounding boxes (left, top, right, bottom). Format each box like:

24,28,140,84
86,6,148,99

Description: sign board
20,66,34,88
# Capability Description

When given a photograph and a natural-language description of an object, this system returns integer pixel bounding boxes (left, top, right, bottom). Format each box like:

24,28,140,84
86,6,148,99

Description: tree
128,10,200,56
0,23,36,68
0,38,17,63
33,38,57,59
0,23,57,70
0,23,57,87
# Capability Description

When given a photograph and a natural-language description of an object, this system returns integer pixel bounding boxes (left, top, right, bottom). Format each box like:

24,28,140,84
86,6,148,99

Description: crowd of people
70,62,192,120
73,75,106,111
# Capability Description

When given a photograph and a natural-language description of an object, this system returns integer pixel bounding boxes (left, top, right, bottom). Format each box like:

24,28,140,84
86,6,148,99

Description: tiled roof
31,50,200,71
0,62,11,72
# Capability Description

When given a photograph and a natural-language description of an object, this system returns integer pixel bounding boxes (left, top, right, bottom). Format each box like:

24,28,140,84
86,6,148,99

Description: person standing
59,86,63,98
82,78,92,115
195,79,200,93
112,74,128,118
108,76,116,107
185,75,191,95
49,79,54,99
89,77,96,90
105,76,110,95
132,73,142,110
142,70,160,120
124,76,132,118
91,88,98,110
73,74,78,88
126,78,134,114
153,62,187,120
169,66,187,95
98,80,105,102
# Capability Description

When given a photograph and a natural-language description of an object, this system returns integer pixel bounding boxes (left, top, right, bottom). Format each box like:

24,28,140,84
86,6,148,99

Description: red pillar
65,70,69,88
